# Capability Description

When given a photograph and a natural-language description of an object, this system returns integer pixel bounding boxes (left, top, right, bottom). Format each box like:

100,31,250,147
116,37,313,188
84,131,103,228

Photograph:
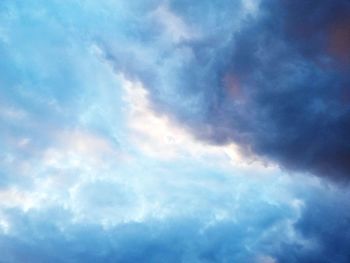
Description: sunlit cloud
121,74,275,173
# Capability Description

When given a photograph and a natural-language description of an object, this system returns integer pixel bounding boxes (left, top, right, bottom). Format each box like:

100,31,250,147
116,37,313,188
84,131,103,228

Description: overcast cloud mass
1,1,350,262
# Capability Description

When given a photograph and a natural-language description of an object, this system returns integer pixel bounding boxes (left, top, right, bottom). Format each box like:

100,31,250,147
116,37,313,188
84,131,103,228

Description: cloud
150,4,198,44
1,1,350,262
270,183,350,263
121,73,257,167
101,0,350,181
0,177,349,263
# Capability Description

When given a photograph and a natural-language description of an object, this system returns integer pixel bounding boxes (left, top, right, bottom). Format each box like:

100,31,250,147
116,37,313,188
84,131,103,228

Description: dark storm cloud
109,0,350,181
215,0,350,181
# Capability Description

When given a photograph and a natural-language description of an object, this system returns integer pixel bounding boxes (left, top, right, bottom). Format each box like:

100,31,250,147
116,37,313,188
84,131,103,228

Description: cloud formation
1,177,350,263
103,0,350,181
1,1,350,262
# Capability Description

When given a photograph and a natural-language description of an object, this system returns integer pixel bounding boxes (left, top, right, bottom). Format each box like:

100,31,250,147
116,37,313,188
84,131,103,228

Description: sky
0,0,350,262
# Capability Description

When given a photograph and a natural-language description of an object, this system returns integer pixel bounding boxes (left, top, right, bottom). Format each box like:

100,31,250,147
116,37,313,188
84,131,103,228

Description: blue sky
1,1,350,262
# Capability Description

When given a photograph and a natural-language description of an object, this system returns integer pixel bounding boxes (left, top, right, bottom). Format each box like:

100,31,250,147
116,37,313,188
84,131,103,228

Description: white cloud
0,187,43,211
